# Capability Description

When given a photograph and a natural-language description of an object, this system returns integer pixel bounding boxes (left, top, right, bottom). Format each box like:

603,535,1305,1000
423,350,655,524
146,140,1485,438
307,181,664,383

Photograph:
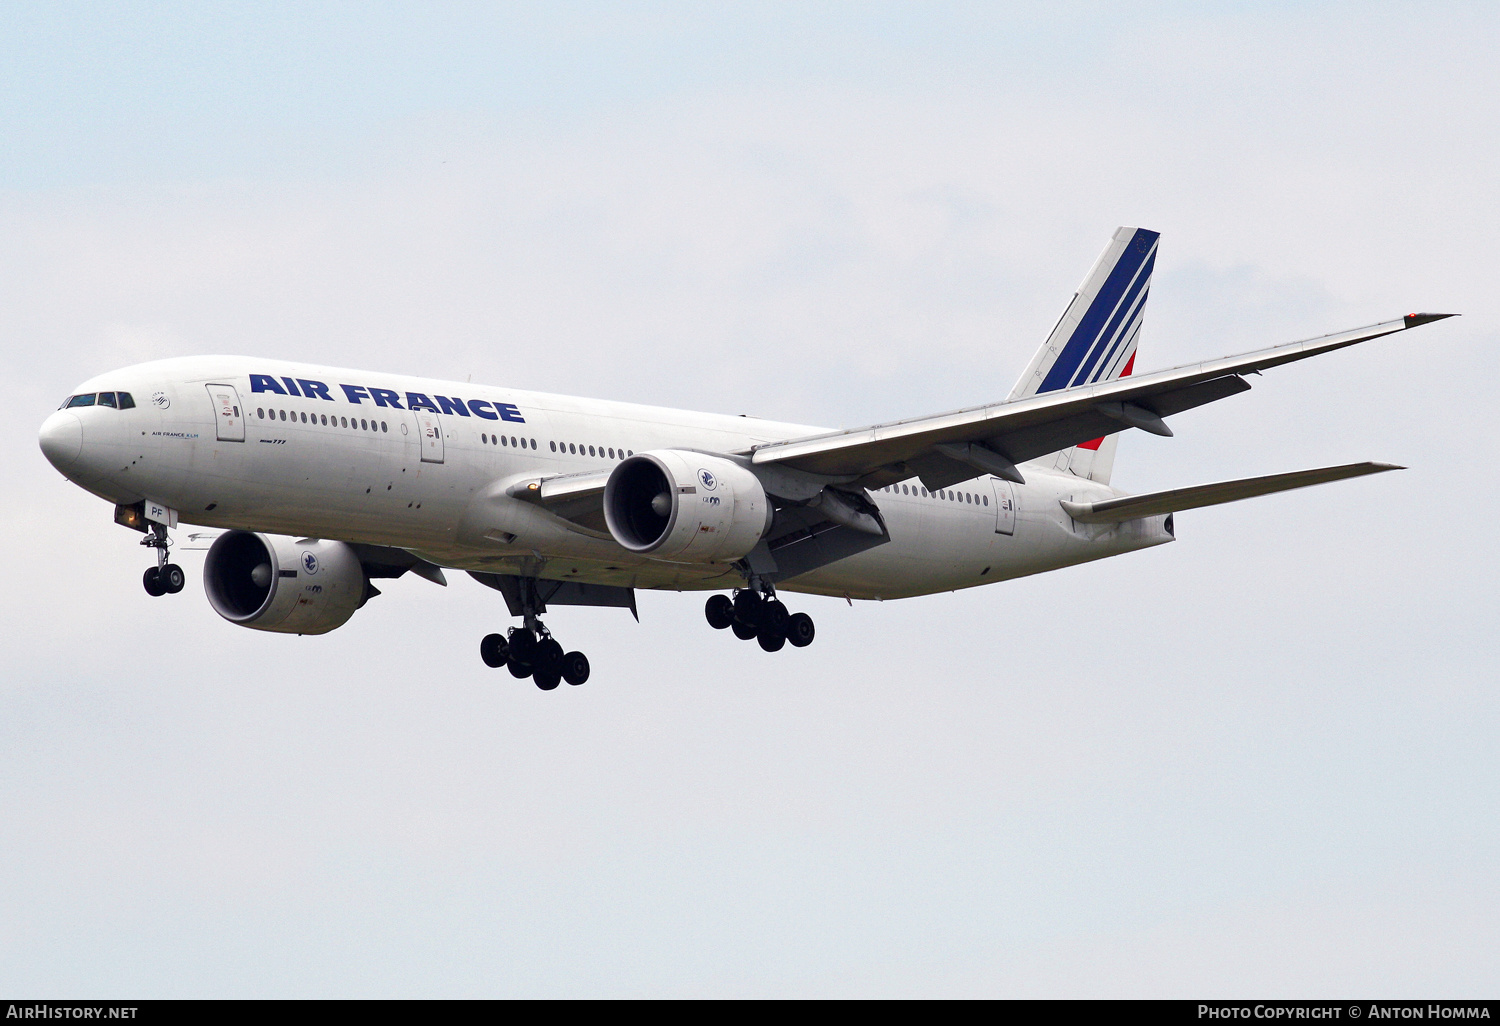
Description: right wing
749,313,1454,491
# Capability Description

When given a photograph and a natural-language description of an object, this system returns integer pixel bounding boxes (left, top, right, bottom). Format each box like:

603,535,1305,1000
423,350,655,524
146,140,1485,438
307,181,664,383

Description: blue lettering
406,392,440,413
298,379,333,401
340,384,370,404
281,376,302,397
250,374,288,395
496,402,526,423
369,387,405,409
468,399,499,421
435,395,470,417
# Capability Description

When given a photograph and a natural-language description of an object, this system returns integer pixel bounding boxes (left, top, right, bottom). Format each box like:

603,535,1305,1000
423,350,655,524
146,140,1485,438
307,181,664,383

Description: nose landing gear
140,523,184,596
705,585,815,652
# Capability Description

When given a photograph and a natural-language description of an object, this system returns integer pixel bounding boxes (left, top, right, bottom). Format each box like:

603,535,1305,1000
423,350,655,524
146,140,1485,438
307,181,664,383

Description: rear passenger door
990,478,1016,536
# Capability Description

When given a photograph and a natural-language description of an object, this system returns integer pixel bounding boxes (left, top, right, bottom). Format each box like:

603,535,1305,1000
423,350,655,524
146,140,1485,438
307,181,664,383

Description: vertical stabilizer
1010,226,1158,484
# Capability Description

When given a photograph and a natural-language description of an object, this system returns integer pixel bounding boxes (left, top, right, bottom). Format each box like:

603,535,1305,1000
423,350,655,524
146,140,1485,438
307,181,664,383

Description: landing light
114,502,146,533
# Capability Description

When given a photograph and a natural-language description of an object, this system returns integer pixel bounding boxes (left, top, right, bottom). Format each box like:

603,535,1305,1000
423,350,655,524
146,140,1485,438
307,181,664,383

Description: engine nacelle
204,531,366,635
604,450,773,563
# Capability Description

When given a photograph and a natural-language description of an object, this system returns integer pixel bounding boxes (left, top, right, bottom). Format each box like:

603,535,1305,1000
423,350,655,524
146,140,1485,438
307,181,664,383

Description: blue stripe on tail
1036,228,1159,393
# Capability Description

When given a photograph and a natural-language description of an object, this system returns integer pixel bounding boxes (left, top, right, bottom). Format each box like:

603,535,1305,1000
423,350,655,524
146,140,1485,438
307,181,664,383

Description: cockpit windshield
61,391,134,410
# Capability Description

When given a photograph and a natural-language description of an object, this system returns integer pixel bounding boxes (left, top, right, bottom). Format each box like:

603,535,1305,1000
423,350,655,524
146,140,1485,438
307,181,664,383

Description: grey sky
2,2,1496,996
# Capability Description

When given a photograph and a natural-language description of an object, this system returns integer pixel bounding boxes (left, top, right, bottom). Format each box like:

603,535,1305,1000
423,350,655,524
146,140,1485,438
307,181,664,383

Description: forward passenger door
412,410,444,463
206,383,245,442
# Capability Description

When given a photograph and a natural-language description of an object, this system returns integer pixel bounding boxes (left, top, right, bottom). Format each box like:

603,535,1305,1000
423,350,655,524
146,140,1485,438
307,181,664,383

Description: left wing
749,314,1453,491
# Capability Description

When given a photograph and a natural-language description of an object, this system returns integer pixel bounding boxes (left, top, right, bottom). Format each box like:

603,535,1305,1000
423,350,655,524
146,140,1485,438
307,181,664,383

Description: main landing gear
140,522,185,597
479,622,590,691
705,588,815,653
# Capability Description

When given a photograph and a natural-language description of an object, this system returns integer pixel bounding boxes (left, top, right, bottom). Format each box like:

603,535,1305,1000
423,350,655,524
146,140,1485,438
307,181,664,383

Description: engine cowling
204,531,366,635
604,450,773,563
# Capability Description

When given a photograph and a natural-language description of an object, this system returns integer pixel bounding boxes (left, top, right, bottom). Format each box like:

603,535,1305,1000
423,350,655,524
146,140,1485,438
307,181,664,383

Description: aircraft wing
749,314,1452,491
1059,461,1400,524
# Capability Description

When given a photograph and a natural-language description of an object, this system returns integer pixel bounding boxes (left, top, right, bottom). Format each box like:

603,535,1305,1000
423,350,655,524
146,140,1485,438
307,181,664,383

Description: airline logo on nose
250,374,525,423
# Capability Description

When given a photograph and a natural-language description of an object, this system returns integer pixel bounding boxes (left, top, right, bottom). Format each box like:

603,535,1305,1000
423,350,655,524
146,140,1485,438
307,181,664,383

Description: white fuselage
39,356,1173,600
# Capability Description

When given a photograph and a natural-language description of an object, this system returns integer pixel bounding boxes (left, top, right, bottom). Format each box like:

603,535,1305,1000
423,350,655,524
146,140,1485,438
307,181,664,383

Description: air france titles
249,374,525,423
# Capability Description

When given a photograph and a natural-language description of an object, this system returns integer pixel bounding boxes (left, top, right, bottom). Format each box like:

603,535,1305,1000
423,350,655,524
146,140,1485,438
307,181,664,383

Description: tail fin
1009,226,1159,484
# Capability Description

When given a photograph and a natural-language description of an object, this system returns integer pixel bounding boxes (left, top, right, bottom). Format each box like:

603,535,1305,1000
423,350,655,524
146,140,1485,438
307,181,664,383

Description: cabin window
97,392,117,408
116,392,135,409
66,394,96,408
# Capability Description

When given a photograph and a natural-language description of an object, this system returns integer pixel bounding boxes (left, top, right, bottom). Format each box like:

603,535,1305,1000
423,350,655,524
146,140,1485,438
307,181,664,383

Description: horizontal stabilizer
1059,461,1402,524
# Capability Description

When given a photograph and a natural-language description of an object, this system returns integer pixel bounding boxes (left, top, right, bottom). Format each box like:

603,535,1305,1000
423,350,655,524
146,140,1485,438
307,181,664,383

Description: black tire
705,594,734,630
761,599,788,633
562,651,590,686
142,566,165,597
786,612,815,648
732,590,764,625
480,633,509,668
731,620,758,641
757,629,786,652
508,659,533,679
161,563,186,594
534,668,562,691
535,638,564,677
508,629,537,664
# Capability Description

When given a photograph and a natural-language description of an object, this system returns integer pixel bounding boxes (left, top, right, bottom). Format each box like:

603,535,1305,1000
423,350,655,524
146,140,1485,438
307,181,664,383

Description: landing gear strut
140,523,184,597
705,582,815,652
478,612,590,690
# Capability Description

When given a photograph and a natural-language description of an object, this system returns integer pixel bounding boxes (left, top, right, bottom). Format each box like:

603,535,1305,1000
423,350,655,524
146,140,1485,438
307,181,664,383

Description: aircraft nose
39,411,83,471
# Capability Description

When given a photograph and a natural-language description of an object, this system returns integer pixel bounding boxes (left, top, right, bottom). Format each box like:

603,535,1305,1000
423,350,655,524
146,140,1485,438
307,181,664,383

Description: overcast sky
2,2,1497,998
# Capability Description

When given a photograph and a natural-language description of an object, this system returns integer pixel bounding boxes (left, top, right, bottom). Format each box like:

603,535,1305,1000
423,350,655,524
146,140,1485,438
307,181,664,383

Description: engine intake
604,451,772,563
204,531,366,634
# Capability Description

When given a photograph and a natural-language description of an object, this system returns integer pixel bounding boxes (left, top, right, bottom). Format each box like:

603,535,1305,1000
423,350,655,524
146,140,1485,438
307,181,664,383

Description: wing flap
1059,461,1402,524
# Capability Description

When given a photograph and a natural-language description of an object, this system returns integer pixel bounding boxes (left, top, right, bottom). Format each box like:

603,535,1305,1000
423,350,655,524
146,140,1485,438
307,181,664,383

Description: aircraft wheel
562,651,590,686
480,633,509,668
757,628,786,652
786,612,815,648
732,590,764,625
731,620,758,641
508,629,537,665
537,636,564,678
534,668,562,691
508,659,533,679
705,594,734,630
760,599,788,633
161,563,186,594
142,566,165,597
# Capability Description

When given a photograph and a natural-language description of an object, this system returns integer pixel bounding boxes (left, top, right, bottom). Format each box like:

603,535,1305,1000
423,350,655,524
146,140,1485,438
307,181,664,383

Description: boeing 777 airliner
37,227,1452,689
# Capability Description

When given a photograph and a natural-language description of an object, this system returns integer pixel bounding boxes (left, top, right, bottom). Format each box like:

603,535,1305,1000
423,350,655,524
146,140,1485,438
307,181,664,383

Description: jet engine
604,450,773,563
204,531,367,634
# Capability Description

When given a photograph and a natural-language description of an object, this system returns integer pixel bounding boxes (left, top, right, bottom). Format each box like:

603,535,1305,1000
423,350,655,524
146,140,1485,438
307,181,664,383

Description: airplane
36,227,1453,690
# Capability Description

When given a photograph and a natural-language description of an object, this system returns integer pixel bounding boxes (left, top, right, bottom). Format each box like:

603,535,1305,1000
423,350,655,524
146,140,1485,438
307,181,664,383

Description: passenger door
413,410,444,463
206,383,245,442
990,478,1016,536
